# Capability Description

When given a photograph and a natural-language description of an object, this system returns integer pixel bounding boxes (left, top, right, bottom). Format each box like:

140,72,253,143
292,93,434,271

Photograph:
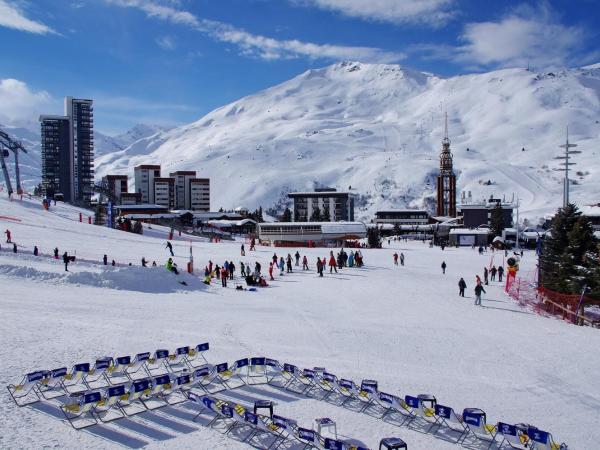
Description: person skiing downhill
166,241,174,256
329,251,338,273
458,278,467,297
498,266,504,282
316,257,324,277
441,261,447,274
474,283,486,306
302,255,309,270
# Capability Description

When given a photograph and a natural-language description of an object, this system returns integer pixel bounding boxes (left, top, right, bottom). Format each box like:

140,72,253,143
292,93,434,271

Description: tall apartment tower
169,170,196,209
189,178,210,212
134,165,161,204
436,113,457,217
65,97,94,203
39,97,94,204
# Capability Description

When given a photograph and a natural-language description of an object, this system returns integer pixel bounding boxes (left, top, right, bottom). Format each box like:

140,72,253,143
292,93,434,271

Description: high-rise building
169,170,196,209
39,97,95,204
134,165,161,204
436,113,457,217
65,97,94,203
189,178,210,212
40,115,71,201
102,174,128,203
288,188,355,222
153,177,175,209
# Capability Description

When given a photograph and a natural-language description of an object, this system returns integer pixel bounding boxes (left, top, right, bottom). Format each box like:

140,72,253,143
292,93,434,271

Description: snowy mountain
94,61,600,223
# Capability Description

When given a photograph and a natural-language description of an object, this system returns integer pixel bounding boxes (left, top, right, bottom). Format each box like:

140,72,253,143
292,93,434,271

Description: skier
166,241,174,256
400,253,405,266
458,277,467,297
250,238,256,251
302,255,309,270
142,257,147,267
63,252,70,271
490,265,497,281
229,261,235,280
33,246,38,256
393,252,398,265
152,261,157,267
5,229,11,243
221,266,228,287
348,251,354,267
498,266,504,282
13,243,17,253
474,283,486,306
484,267,489,285
279,256,285,276
441,261,447,274
112,260,116,266
103,254,108,265
295,251,300,266
329,251,338,274
476,275,482,286
54,247,59,259
240,262,246,277
286,254,293,273
255,261,261,277
316,257,323,277
241,244,245,256
215,264,220,279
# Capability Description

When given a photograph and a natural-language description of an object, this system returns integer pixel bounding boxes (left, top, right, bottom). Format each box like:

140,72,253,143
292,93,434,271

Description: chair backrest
322,372,336,383
404,395,420,409
107,384,127,398
250,357,266,367
50,367,67,379
339,379,355,390
196,342,209,352
379,391,399,406
265,358,280,367
283,363,298,374
221,404,234,418
324,438,345,450
497,422,517,437
132,379,151,393
153,374,170,387
193,366,211,379
83,391,102,405
176,374,191,387
272,414,290,431
26,371,47,383
361,379,378,393
463,408,488,433
244,411,259,426
297,427,316,442
527,427,553,448
134,352,150,363
303,368,316,380
175,346,190,356
94,358,112,371
216,362,229,373
115,356,131,367
233,358,249,369
153,349,169,361
72,363,90,374
435,404,455,420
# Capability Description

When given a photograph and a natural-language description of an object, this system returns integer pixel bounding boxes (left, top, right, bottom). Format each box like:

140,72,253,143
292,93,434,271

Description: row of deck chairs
189,392,370,450
265,362,568,450
7,343,210,406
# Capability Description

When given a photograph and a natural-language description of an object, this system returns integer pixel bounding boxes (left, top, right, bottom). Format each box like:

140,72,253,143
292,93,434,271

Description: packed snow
1,196,599,449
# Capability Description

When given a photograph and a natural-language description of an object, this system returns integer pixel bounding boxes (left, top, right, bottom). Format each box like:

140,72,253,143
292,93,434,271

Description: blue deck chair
297,368,320,396
119,378,152,416
218,359,249,390
527,427,568,450
408,395,437,429
140,374,171,409
94,384,128,423
265,358,283,384
496,422,529,449
250,414,291,450
357,380,382,415
248,357,269,385
430,404,469,443
276,363,300,390
376,392,416,425
62,363,92,394
60,390,103,429
314,371,338,401
462,408,498,448
166,373,192,404
295,427,323,450
126,352,150,380
105,356,131,385
85,357,113,388
185,342,210,368
331,378,359,406
38,367,68,399
166,346,190,373
189,364,219,393
202,363,233,393
7,370,47,406
146,349,170,376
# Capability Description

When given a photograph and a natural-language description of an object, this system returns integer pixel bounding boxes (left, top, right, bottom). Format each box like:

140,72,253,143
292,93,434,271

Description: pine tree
367,226,382,248
94,203,105,225
281,207,292,222
393,223,401,237
310,207,322,222
489,203,505,238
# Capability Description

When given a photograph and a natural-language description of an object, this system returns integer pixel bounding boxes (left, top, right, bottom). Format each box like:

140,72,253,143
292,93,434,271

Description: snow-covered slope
95,62,600,222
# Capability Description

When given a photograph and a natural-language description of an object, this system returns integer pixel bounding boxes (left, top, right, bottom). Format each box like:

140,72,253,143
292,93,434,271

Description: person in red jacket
329,251,338,273
393,252,398,265
268,262,274,281
5,229,11,243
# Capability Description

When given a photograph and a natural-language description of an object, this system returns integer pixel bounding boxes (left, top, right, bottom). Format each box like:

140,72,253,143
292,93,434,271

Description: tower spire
444,111,448,140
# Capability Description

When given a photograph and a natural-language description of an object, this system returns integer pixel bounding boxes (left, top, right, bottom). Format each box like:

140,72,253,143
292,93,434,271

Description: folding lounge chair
105,356,131,385
527,427,568,450
185,343,210,368
94,384,128,423
166,346,190,373
248,357,269,385
250,414,291,450
165,373,193,404
277,363,301,390
216,359,249,390
38,367,68,400
265,358,283,384
62,363,92,394
119,378,152,416
409,395,437,429
60,390,103,429
314,372,338,401
85,357,113,388
188,392,235,430
496,422,529,449
190,365,220,393
357,380,382,416
330,378,357,406
462,408,498,448
146,349,170,376
141,374,172,409
126,352,150,380
7,370,47,406
376,392,416,425
429,404,469,443
295,427,324,450
297,368,320,396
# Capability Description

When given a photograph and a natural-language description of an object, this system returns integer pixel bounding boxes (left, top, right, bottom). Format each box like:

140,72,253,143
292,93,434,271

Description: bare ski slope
1,196,600,448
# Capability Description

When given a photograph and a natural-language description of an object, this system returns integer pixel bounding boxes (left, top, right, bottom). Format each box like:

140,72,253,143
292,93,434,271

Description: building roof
121,213,179,220
449,228,490,235
288,191,353,197
207,219,257,227
114,204,167,210
194,211,244,220
104,174,128,180
169,171,196,176
154,177,175,183
376,209,429,214
134,165,161,170
581,204,600,217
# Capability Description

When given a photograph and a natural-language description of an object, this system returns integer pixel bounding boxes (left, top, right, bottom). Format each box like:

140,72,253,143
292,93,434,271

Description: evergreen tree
310,207,322,222
367,226,382,248
393,223,401,237
281,207,292,222
94,203,106,225
258,206,264,222
490,203,505,237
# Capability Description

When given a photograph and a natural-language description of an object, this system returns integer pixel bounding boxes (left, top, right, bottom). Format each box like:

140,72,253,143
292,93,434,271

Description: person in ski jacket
221,267,228,287
474,284,486,306
166,241,174,256
316,257,324,277
229,262,235,280
498,266,504,282
286,254,293,273
458,278,467,297
268,262,274,280
63,252,70,271
329,251,338,273
166,258,179,275
13,243,17,253
103,254,108,265
54,247,59,259
393,253,398,265
295,251,300,266
33,246,38,256
255,261,261,277
272,253,278,265
142,257,147,267
240,262,246,277
208,260,213,274
279,257,285,275
490,265,497,281
241,244,245,256
302,255,309,270
112,260,116,266
152,261,157,267
483,267,489,285
348,252,354,267
5,229,11,243
215,264,221,279
476,275,482,286
441,261,447,274
400,253,405,266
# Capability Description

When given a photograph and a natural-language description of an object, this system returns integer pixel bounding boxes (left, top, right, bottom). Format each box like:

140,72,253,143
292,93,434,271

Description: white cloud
155,35,176,50
457,3,586,69
292,0,455,26
0,79,55,128
105,0,404,63
0,0,57,34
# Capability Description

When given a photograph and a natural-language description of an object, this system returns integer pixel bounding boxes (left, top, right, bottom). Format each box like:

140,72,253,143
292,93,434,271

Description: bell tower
436,113,456,217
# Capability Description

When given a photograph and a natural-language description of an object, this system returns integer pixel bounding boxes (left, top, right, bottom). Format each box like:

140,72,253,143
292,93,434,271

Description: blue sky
0,0,598,135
